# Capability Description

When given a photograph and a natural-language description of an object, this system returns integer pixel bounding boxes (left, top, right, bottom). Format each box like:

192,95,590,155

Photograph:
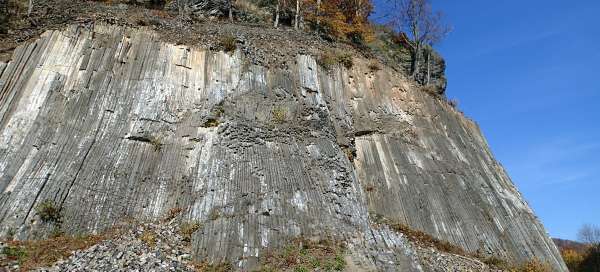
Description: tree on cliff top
386,0,449,79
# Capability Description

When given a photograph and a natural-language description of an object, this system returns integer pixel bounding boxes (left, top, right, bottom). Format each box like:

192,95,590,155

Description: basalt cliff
0,4,566,271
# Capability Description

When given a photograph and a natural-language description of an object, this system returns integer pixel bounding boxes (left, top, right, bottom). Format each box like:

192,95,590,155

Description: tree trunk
426,49,431,85
294,0,299,30
274,0,280,28
177,0,187,18
0,0,7,34
27,0,33,16
411,43,420,79
316,0,321,26
228,0,233,22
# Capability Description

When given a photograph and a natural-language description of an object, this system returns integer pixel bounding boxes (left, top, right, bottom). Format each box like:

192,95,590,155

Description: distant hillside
553,238,589,253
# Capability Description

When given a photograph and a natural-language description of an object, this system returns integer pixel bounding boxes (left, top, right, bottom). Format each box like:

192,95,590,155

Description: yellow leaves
303,0,374,43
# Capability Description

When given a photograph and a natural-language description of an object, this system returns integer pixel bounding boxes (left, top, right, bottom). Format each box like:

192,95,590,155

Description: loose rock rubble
34,221,197,272
415,246,502,272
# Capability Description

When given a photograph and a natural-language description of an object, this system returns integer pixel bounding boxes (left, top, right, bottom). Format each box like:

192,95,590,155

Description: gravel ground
34,220,197,272
415,246,504,272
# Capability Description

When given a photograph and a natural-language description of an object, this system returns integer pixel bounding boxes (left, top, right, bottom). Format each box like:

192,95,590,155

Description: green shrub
337,53,353,69
35,200,61,223
202,118,219,127
271,107,286,124
2,245,27,261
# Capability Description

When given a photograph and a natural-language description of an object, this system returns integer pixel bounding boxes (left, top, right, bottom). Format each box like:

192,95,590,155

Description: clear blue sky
372,0,600,240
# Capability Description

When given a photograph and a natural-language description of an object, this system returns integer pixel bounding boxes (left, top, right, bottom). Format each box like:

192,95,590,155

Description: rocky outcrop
0,24,566,271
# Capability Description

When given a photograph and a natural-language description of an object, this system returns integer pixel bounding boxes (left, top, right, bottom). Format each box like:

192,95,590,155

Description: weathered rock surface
0,24,566,271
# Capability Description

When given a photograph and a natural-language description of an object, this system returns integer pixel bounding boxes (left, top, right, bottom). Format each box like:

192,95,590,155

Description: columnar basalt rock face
0,25,566,271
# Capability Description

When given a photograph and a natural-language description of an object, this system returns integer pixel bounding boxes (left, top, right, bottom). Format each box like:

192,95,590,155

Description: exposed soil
0,0,359,68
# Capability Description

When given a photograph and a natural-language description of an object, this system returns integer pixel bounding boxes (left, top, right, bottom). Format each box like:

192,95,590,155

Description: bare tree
388,0,449,78
274,0,281,27
294,0,300,29
228,0,234,22
578,224,600,245
27,0,33,16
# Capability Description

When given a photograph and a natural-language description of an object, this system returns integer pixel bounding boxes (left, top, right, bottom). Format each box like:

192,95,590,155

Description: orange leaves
303,0,374,42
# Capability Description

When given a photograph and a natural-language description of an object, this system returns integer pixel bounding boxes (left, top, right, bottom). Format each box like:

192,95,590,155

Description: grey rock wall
0,24,566,271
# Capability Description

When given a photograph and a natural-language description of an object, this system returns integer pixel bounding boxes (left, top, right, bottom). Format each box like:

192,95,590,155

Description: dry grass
191,261,233,272
139,230,157,247
377,217,554,271
511,259,552,272
208,209,221,221
256,237,346,271
150,137,162,152
150,9,172,19
342,147,354,162
420,84,440,97
163,207,183,222
179,221,202,242
1,231,116,271
271,107,287,124
376,217,466,256
219,34,237,53
367,61,381,72
317,51,338,71
317,51,354,70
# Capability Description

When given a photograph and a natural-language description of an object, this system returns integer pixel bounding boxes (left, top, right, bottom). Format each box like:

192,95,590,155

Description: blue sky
373,0,600,240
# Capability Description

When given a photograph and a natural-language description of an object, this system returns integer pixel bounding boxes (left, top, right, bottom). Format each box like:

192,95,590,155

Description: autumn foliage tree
303,0,374,42
558,224,600,272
